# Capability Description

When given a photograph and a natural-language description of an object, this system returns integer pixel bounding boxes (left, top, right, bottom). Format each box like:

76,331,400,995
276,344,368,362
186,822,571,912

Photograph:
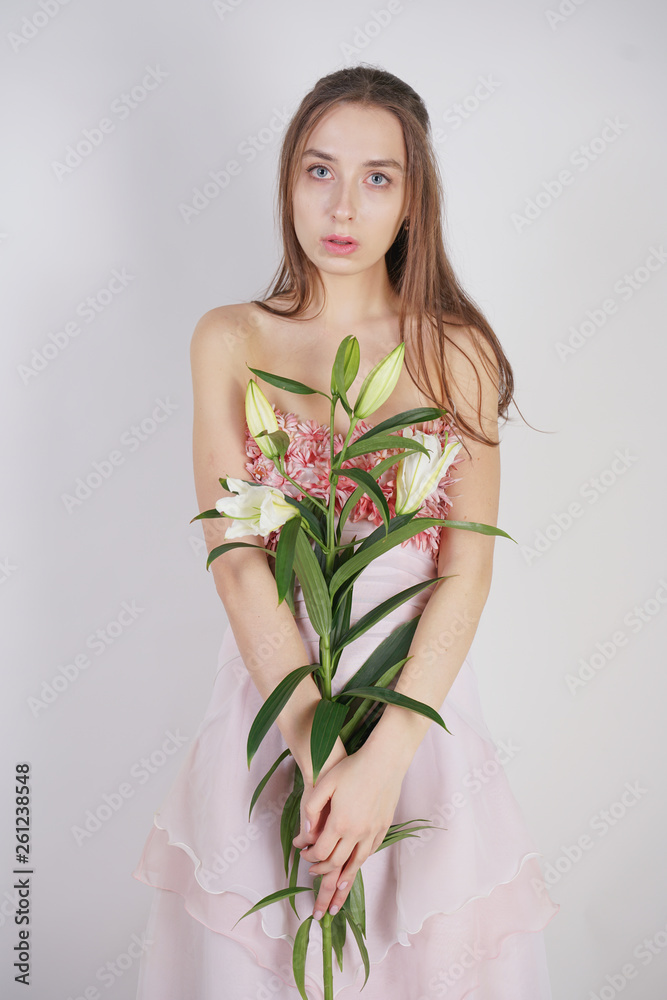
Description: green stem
318,400,358,995
273,460,330,517
321,912,333,1000
319,399,353,707
320,634,332,701
326,402,358,571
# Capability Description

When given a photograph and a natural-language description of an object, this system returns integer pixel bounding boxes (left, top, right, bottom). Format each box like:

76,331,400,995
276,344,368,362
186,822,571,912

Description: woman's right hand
293,737,349,915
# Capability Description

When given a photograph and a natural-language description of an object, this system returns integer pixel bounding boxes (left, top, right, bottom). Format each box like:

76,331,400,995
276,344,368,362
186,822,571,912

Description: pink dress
132,406,560,999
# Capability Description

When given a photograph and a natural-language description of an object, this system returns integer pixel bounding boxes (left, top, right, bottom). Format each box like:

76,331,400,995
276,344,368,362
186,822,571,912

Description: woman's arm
360,326,501,771
190,307,343,782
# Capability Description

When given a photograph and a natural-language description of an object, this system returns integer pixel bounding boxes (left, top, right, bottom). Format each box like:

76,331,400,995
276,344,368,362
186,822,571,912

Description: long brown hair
251,64,532,456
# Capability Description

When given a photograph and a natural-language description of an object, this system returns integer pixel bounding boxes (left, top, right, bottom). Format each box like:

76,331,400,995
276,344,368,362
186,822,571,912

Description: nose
328,179,356,221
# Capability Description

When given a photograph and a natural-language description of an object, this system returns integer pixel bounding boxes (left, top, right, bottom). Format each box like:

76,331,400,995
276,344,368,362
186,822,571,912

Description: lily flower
215,479,299,538
395,429,463,514
245,381,283,461
354,342,405,419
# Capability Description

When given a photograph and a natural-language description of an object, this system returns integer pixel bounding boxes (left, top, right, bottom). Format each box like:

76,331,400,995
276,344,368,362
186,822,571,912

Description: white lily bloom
215,478,299,538
395,429,463,515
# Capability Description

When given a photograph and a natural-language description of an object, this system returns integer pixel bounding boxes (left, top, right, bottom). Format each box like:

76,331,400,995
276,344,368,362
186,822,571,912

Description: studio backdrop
2,1,665,998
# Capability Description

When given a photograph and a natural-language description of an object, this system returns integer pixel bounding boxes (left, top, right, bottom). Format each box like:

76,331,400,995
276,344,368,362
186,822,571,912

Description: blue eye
306,165,391,187
307,165,332,180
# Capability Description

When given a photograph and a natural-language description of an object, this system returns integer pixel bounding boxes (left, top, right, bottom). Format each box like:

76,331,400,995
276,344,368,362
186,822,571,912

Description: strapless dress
132,406,560,998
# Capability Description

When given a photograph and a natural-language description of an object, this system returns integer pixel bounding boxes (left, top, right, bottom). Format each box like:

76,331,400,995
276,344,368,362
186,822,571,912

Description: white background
1,1,666,997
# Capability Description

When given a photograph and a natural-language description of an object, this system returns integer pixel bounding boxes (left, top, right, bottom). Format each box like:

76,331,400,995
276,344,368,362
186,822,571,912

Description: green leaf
247,664,319,767
234,886,312,926
310,700,349,784
335,433,431,463
354,406,449,441
292,916,314,1000
335,467,390,533
335,579,452,652
342,868,366,937
338,687,452,735
343,700,385,755
340,617,420,694
441,518,516,542
190,507,222,521
254,427,291,455
328,513,416,594
248,748,291,821
206,539,276,571
338,657,410,745
280,765,304,876
386,817,431,831
375,820,444,852
331,909,347,971
343,912,370,987
330,576,354,648
246,366,322,396
275,515,301,604
284,496,326,547
283,567,297,617
288,839,301,916
336,453,407,539
353,512,418,555
293,530,332,636
329,515,513,598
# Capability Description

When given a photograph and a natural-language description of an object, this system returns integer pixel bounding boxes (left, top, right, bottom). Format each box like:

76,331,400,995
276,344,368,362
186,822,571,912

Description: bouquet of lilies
191,336,512,999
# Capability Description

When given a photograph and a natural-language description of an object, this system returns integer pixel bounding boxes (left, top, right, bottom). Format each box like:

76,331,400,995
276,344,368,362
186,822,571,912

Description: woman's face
292,103,409,277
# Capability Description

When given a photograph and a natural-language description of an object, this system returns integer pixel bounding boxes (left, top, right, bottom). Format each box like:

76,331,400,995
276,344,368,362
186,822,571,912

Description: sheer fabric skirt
133,520,559,998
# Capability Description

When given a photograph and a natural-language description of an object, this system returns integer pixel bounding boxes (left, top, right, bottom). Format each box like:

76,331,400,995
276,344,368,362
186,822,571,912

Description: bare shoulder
431,320,502,579
436,320,501,446
190,302,259,365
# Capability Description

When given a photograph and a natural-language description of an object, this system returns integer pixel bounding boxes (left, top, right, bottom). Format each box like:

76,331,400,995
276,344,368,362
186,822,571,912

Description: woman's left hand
292,744,406,918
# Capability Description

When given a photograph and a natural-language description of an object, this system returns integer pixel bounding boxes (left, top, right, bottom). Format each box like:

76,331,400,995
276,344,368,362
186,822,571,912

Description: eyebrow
302,147,405,173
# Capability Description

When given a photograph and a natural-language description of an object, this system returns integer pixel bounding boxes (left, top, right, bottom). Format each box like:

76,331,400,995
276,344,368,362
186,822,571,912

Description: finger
327,849,366,915
309,845,371,886
292,824,317,849
300,831,345,870
311,869,343,921
298,806,346,865
292,796,331,848
293,798,330,848
306,837,352,875
300,779,335,833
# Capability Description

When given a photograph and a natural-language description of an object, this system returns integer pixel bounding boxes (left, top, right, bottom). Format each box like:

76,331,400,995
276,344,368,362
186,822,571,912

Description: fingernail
304,819,311,833
329,905,339,916
313,909,323,920
338,881,348,890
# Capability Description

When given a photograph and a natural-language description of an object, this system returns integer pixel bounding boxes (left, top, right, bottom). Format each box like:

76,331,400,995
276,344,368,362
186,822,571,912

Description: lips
323,234,359,246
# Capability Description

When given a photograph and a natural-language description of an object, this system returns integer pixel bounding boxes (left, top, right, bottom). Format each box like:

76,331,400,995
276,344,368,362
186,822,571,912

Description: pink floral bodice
244,404,464,565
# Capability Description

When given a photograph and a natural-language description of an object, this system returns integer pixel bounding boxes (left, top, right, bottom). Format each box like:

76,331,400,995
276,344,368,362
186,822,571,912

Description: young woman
133,66,560,998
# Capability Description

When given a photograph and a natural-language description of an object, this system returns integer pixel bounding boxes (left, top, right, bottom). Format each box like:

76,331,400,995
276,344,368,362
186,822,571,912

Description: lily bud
395,429,463,514
245,381,283,460
354,342,405,419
